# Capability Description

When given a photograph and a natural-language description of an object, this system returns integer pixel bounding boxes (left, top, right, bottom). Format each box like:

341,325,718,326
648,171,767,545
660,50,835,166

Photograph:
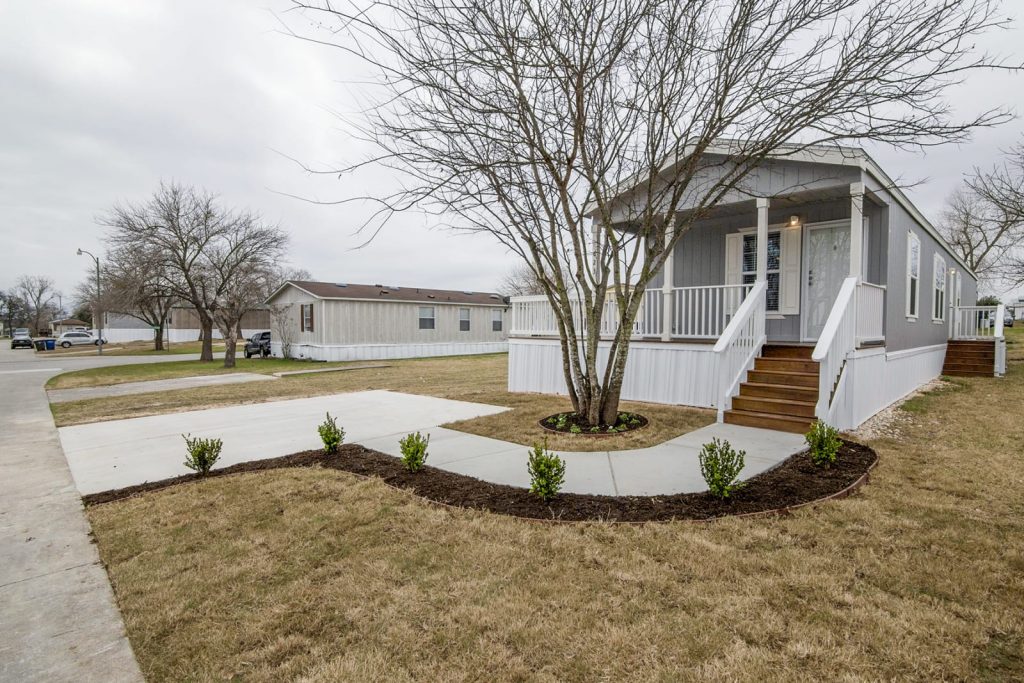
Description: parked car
56,331,107,348
244,331,272,358
10,328,33,349
1006,314,1015,328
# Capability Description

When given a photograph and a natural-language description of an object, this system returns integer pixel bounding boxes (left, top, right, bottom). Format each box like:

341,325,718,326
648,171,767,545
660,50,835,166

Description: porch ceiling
674,184,878,222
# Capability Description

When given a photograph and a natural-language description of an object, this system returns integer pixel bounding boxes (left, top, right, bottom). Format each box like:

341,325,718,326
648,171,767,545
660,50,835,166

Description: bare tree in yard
499,263,545,297
0,290,30,333
101,245,178,350
941,142,1024,290
293,0,1014,425
17,275,58,336
103,183,288,365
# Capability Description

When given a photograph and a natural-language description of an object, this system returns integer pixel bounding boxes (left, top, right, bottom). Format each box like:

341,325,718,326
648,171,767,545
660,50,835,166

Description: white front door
802,222,850,341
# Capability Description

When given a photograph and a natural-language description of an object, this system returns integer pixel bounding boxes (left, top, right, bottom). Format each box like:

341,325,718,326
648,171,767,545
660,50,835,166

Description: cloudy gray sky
1,0,1023,308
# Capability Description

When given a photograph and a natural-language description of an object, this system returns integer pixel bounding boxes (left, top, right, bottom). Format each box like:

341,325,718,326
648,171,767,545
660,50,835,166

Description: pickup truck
244,331,272,358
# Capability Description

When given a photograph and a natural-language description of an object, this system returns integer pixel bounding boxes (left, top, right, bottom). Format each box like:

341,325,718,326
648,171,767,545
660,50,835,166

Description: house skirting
273,341,508,362
509,337,948,429
826,343,947,431
508,337,720,408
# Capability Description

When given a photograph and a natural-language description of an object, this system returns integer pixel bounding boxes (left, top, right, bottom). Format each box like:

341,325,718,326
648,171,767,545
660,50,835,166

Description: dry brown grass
87,360,1024,681
50,354,713,450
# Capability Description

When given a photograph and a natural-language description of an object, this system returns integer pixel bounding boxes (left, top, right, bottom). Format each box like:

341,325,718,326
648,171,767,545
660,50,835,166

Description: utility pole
76,248,103,355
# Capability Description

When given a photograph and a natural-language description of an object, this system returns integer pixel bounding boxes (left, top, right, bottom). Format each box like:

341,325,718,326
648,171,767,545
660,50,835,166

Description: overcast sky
1,0,1022,309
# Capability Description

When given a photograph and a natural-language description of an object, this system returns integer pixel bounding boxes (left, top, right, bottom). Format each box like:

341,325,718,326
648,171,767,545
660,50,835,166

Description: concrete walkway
57,390,805,497
47,372,276,403
0,348,201,681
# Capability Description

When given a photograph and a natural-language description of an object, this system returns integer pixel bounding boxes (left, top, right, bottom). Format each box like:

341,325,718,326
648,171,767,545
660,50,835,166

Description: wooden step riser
761,345,815,359
747,370,819,388
943,370,994,377
946,352,995,361
732,396,816,418
739,383,819,402
724,411,812,434
944,365,994,374
754,358,820,374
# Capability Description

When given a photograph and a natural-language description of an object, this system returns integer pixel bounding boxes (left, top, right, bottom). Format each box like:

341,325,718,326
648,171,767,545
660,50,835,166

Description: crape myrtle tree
292,0,1014,426
103,183,288,365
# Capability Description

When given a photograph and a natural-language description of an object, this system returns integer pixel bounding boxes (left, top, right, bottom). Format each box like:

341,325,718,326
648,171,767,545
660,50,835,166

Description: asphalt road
0,345,201,682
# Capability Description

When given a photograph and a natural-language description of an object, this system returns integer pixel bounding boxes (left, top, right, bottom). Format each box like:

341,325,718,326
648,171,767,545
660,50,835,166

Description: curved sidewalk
58,390,805,497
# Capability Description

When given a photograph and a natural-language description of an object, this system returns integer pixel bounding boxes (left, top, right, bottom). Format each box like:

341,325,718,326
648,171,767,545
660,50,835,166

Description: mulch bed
83,440,877,523
538,411,648,436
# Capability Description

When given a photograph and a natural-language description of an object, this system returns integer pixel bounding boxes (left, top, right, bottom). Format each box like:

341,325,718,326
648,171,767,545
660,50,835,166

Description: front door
802,222,850,340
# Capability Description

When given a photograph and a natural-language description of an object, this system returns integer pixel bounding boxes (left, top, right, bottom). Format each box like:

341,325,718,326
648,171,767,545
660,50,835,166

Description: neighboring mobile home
508,143,1007,432
103,306,271,343
265,281,509,361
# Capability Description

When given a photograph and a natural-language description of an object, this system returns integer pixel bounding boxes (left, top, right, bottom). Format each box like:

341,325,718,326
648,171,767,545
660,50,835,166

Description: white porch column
756,198,770,282
661,227,675,341
850,182,864,279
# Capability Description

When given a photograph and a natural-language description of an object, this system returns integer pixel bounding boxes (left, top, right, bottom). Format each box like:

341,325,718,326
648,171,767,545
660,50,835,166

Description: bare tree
949,142,1024,289
103,182,288,365
17,275,58,336
101,244,178,351
498,263,545,297
292,0,1014,425
0,290,30,334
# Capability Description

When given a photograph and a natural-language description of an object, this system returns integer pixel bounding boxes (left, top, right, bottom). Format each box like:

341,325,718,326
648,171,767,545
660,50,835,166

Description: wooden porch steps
943,340,996,377
723,344,818,434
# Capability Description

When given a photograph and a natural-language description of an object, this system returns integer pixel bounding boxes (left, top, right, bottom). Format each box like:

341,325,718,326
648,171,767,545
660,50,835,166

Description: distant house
49,318,90,335
102,306,270,343
265,281,509,361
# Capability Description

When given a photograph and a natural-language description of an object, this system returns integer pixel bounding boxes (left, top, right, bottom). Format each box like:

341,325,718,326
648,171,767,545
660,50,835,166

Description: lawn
85,357,1024,681
49,354,714,450
40,340,223,357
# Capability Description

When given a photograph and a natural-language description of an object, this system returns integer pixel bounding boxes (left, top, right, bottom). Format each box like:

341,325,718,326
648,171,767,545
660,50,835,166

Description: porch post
661,225,675,341
850,182,864,279
756,198,770,282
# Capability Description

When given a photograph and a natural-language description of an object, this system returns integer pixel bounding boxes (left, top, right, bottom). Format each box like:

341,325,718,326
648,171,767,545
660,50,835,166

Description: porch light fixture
788,215,800,227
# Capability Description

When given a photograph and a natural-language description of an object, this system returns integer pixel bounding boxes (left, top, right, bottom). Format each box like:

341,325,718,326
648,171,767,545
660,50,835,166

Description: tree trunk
199,316,214,362
223,329,237,368
153,324,165,351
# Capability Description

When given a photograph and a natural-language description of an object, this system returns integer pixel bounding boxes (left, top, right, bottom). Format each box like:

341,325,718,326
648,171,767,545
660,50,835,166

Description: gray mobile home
266,281,508,361
508,144,1004,432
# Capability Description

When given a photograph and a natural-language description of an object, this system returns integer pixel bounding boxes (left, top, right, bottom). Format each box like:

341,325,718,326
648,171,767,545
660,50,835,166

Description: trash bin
34,339,46,351
45,339,56,350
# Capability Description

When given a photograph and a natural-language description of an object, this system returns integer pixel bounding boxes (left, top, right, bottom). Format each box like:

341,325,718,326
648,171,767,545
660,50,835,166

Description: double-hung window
741,231,781,312
300,303,314,332
491,309,503,332
933,254,947,322
906,232,921,319
418,306,435,330
459,307,470,331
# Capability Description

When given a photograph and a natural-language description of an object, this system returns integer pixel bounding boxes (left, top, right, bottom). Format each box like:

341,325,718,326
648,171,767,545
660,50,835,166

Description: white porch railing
712,281,767,419
812,277,859,423
508,284,751,340
951,305,1004,340
856,282,885,344
671,284,752,339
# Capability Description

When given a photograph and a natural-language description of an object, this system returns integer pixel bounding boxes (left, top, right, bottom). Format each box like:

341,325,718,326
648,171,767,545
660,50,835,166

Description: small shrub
569,423,582,434
399,431,429,472
527,440,566,501
182,433,223,475
555,413,569,430
699,437,746,499
317,412,345,454
805,420,841,467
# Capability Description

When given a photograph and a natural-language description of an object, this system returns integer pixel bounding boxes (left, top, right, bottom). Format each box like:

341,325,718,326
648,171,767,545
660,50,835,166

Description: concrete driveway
59,390,510,494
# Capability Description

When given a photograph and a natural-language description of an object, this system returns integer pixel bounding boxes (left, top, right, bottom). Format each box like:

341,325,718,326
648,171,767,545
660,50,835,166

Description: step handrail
713,281,767,419
812,277,859,421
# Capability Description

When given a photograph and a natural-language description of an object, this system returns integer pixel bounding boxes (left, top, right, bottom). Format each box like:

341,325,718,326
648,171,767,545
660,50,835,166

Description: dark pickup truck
244,331,272,358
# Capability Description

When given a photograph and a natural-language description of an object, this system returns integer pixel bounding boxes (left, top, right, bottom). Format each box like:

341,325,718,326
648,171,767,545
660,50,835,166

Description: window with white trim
741,231,781,312
491,308,503,331
300,303,314,332
933,254,947,321
459,307,470,331
418,306,435,330
906,232,921,319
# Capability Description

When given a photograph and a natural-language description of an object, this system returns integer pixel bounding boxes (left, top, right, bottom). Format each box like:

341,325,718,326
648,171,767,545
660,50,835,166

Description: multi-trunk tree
292,0,1015,426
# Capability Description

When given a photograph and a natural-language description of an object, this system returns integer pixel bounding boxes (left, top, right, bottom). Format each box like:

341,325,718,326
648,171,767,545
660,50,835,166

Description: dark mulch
539,410,649,436
83,440,877,522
